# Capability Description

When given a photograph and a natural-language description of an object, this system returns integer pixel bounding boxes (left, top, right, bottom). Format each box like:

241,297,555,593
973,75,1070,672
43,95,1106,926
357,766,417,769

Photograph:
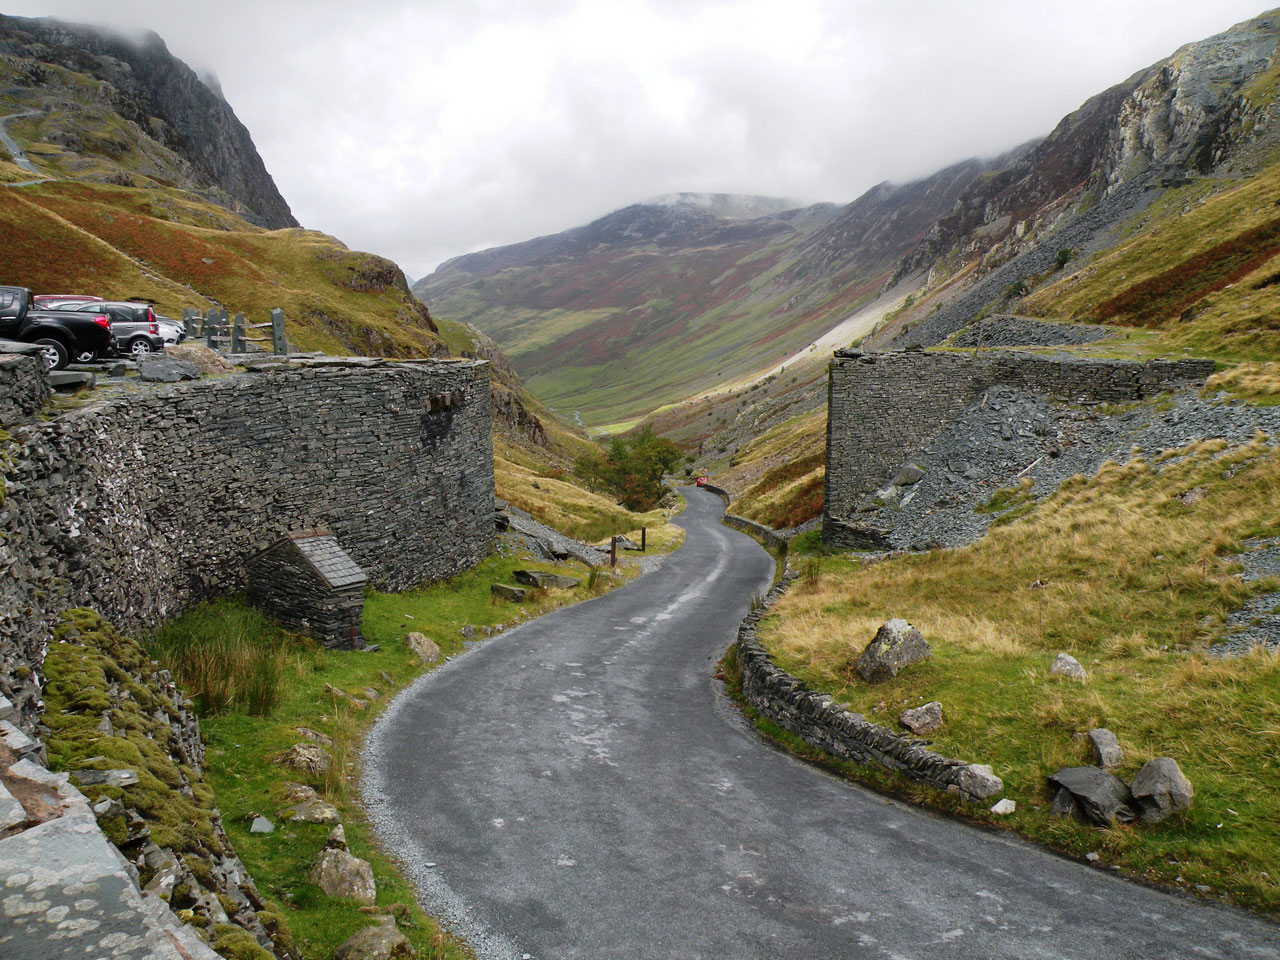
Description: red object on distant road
695,476,708,487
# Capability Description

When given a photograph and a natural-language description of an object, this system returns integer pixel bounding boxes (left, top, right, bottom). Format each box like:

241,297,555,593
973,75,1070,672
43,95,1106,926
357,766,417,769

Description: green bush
574,427,683,511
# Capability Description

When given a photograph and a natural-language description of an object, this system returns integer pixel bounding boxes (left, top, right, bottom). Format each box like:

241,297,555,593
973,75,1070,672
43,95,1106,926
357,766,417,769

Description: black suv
56,300,166,357
0,286,116,369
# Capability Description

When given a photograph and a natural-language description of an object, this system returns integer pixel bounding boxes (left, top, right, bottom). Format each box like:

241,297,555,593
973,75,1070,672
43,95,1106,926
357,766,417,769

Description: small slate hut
246,530,367,649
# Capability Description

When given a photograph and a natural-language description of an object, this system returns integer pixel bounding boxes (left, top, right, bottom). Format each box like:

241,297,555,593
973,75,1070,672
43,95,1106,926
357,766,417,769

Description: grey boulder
513,569,582,589
138,355,201,382
891,463,925,486
334,917,413,960
1130,756,1194,822
310,848,377,905
1048,766,1137,826
405,632,442,664
1050,653,1087,680
855,619,930,683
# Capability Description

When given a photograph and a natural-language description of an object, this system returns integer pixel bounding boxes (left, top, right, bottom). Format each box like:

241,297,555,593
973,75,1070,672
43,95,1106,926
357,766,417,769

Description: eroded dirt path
364,488,1279,960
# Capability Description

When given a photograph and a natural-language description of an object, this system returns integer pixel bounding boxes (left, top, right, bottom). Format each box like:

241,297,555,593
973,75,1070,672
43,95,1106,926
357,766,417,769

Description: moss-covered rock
42,609,297,960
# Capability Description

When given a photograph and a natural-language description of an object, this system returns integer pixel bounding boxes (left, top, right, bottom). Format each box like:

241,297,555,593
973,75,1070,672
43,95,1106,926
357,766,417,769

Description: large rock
1048,766,1137,826
138,355,201,382
405,632,442,664
956,763,1003,801
165,342,234,373
891,463,925,486
1130,757,1194,823
513,569,582,589
899,701,943,735
855,619,931,683
1088,728,1123,770
310,848,376,905
273,742,332,775
1049,653,1087,680
334,918,414,960
491,583,529,602
279,797,341,824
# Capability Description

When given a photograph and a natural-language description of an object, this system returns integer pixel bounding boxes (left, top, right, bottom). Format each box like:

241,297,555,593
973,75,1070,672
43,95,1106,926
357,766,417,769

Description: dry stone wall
0,358,494,732
0,350,47,424
823,349,1214,546
735,572,1001,802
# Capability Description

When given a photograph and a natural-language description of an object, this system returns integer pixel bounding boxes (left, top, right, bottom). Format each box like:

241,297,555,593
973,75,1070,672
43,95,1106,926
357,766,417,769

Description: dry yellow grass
763,435,1280,910
1204,362,1280,404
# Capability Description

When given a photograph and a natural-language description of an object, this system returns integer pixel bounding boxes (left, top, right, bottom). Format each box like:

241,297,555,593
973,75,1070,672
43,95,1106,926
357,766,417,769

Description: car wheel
129,337,154,356
33,338,69,371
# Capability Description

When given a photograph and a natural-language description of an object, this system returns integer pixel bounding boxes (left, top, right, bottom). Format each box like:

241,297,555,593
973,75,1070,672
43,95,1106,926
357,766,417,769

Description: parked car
57,300,166,357
153,313,185,346
0,285,116,370
32,293,103,309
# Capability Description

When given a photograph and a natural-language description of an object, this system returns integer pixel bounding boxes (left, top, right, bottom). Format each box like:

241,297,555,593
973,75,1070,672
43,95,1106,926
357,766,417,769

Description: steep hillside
0,13,295,227
414,169,998,428
0,15,444,358
870,8,1280,351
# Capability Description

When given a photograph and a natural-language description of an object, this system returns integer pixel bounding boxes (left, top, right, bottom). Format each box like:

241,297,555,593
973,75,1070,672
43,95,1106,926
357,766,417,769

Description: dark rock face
1130,756,1194,822
0,13,298,228
1048,766,1138,826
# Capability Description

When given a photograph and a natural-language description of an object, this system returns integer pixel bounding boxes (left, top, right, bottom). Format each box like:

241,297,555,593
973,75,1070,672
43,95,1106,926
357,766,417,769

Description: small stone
1130,757,1194,823
310,848,377,905
273,742,332,775
1195,884,1212,893
1050,787,1081,820
1085,852,1100,863
282,782,319,803
326,824,348,850
898,701,943,735
891,463,925,486
295,726,333,747
459,625,477,639
250,816,275,834
956,763,1003,801
279,797,341,824
333,917,413,960
71,768,139,788
1049,653,1087,680
1088,728,1123,769
990,798,1016,815
491,583,530,602
0,695,14,721
406,632,442,664
855,619,931,683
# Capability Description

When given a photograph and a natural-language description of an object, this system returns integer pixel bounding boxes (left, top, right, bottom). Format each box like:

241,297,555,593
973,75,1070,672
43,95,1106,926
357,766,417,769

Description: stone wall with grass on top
734,571,1002,803
822,349,1215,547
0,357,494,733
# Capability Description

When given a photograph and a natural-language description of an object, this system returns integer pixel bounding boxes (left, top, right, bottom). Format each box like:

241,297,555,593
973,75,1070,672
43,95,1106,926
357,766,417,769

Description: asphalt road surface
364,487,1279,960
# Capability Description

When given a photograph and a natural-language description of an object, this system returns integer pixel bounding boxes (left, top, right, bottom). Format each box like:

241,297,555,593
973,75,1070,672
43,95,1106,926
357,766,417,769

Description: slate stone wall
0,352,48,424
0,359,493,731
245,547,365,650
823,349,1215,545
734,571,999,802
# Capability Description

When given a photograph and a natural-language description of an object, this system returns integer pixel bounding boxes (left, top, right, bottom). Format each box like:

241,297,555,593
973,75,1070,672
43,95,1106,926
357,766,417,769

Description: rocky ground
853,385,1280,654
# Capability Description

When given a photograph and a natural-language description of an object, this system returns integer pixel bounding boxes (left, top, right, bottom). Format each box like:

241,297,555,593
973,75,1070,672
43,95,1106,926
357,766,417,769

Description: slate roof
289,532,367,589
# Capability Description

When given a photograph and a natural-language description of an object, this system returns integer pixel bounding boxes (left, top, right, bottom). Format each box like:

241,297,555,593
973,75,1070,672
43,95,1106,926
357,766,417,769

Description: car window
0,292,14,311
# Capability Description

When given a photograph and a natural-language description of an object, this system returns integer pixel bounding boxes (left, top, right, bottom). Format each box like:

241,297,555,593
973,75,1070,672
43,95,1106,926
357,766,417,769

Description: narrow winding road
0,110,53,187
364,488,1279,960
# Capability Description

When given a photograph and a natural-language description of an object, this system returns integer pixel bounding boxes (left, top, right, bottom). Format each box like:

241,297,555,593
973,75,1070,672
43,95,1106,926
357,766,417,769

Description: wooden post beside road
641,527,646,552
610,537,617,568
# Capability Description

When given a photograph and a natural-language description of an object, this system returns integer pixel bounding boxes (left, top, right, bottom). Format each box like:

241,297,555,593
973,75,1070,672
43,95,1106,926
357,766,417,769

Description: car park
0,285,116,370
56,300,166,356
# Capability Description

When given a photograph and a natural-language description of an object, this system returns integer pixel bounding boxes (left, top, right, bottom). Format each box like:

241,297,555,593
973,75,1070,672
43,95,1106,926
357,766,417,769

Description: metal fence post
270,308,286,355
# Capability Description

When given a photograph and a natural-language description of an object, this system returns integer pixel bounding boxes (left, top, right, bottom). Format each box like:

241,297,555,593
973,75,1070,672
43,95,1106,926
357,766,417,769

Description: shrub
574,427,683,511
1054,248,1073,269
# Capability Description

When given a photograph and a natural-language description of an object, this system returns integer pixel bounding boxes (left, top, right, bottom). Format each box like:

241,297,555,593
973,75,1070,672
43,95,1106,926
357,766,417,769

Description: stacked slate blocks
0,358,493,733
734,572,1002,802
823,349,1216,547
0,345,48,423
247,532,368,649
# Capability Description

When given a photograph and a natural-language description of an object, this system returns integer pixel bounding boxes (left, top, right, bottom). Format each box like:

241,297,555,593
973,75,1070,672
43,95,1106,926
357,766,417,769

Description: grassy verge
753,435,1280,914
151,532,682,959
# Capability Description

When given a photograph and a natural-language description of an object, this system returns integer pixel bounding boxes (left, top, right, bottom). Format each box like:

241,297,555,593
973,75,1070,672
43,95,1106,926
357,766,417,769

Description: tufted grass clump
149,601,294,717
758,434,1280,912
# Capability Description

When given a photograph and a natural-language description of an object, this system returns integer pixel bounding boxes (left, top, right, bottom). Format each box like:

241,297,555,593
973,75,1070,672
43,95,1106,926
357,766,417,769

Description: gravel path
363,488,1279,960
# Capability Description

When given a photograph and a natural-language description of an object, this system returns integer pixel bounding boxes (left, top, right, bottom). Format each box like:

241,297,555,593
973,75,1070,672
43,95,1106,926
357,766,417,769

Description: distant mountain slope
872,8,1280,349
0,13,296,228
414,176,997,427
0,14,443,358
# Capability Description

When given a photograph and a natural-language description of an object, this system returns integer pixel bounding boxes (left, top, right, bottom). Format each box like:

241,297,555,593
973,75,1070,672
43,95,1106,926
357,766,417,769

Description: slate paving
365,487,1280,960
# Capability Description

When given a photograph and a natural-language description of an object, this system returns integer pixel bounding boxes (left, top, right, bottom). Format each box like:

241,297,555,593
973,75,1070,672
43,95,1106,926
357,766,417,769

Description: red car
695,475,708,487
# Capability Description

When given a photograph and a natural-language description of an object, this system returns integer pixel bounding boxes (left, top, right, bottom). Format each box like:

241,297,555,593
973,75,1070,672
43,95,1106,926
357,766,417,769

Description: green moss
209,926,274,960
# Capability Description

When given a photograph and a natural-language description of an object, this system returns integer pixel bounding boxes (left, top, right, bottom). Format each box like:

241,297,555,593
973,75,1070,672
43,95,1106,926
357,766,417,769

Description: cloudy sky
4,1,1271,277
